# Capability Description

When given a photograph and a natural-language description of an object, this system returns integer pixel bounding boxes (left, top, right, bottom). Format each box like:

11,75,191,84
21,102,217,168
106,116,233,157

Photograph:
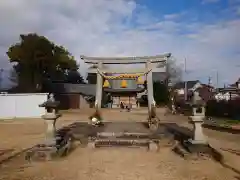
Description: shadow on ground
220,148,240,156
0,149,14,157
0,147,33,166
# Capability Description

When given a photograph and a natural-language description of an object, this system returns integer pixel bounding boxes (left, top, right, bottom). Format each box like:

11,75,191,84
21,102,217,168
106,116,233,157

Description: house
173,80,201,94
47,83,96,109
172,80,201,100
172,80,214,102
215,87,240,101
215,78,240,101
195,84,215,102
230,78,240,89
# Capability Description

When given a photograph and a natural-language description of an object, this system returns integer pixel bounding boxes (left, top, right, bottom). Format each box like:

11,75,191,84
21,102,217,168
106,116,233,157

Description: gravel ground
0,148,237,180
0,108,239,180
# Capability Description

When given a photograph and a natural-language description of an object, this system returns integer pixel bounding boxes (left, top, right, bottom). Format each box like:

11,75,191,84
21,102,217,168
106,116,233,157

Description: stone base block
188,139,208,145
26,139,73,162
87,141,96,149
148,141,159,152
173,140,220,160
25,145,58,161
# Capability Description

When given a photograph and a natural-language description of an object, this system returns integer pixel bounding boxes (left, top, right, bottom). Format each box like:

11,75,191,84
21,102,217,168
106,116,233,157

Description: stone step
88,138,159,151
95,138,150,147
97,132,150,139
96,131,169,139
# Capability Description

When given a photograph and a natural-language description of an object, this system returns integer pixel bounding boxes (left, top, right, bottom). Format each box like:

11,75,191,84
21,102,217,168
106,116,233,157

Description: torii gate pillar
146,61,154,111
95,62,103,108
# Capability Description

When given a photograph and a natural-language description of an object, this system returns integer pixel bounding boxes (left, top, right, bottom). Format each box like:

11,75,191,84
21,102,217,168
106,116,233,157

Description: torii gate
80,53,171,112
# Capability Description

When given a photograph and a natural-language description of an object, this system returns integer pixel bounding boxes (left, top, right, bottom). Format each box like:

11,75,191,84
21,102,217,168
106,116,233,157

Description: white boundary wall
0,93,48,119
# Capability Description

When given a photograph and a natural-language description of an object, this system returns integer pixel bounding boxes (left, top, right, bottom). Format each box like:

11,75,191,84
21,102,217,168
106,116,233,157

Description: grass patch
207,118,240,127
216,119,240,127
223,119,240,125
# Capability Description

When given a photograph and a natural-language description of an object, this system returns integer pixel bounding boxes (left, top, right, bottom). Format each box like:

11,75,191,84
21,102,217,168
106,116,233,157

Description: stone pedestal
189,115,207,144
173,112,218,160
42,113,60,145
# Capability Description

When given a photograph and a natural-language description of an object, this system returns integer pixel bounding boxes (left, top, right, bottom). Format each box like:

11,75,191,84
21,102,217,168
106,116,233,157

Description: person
109,99,113,108
136,99,139,108
120,102,124,111
126,103,132,112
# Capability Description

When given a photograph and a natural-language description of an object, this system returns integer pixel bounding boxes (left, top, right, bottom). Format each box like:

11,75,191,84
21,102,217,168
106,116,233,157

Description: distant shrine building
81,54,170,108
104,78,145,108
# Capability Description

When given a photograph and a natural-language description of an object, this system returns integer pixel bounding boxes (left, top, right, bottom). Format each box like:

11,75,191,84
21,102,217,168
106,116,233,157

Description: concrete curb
203,124,240,134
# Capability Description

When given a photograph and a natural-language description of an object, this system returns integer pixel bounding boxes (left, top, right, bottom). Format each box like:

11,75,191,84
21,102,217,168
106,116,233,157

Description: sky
0,0,239,88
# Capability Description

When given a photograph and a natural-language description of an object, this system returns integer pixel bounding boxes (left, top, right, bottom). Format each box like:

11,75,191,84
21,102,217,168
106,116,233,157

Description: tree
6,33,80,92
8,68,18,86
153,81,169,105
166,56,182,84
65,70,85,84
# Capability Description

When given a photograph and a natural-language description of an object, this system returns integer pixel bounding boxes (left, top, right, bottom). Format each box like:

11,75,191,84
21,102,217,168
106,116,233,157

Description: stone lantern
189,91,207,144
188,91,207,144
26,94,71,161
39,93,61,145
173,90,216,159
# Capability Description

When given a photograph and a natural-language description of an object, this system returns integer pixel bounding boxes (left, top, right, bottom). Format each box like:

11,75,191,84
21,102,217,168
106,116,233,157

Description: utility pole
184,58,188,101
216,71,219,88
208,76,212,86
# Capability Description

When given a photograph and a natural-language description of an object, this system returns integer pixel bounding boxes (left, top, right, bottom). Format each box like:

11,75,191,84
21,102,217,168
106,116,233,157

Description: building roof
201,84,214,89
80,53,171,64
229,78,240,87
173,80,200,89
218,87,240,93
48,83,145,96
104,87,145,93
48,83,96,96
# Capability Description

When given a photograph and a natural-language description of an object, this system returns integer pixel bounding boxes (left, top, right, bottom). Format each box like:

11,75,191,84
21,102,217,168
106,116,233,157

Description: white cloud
0,0,239,88
163,12,186,20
